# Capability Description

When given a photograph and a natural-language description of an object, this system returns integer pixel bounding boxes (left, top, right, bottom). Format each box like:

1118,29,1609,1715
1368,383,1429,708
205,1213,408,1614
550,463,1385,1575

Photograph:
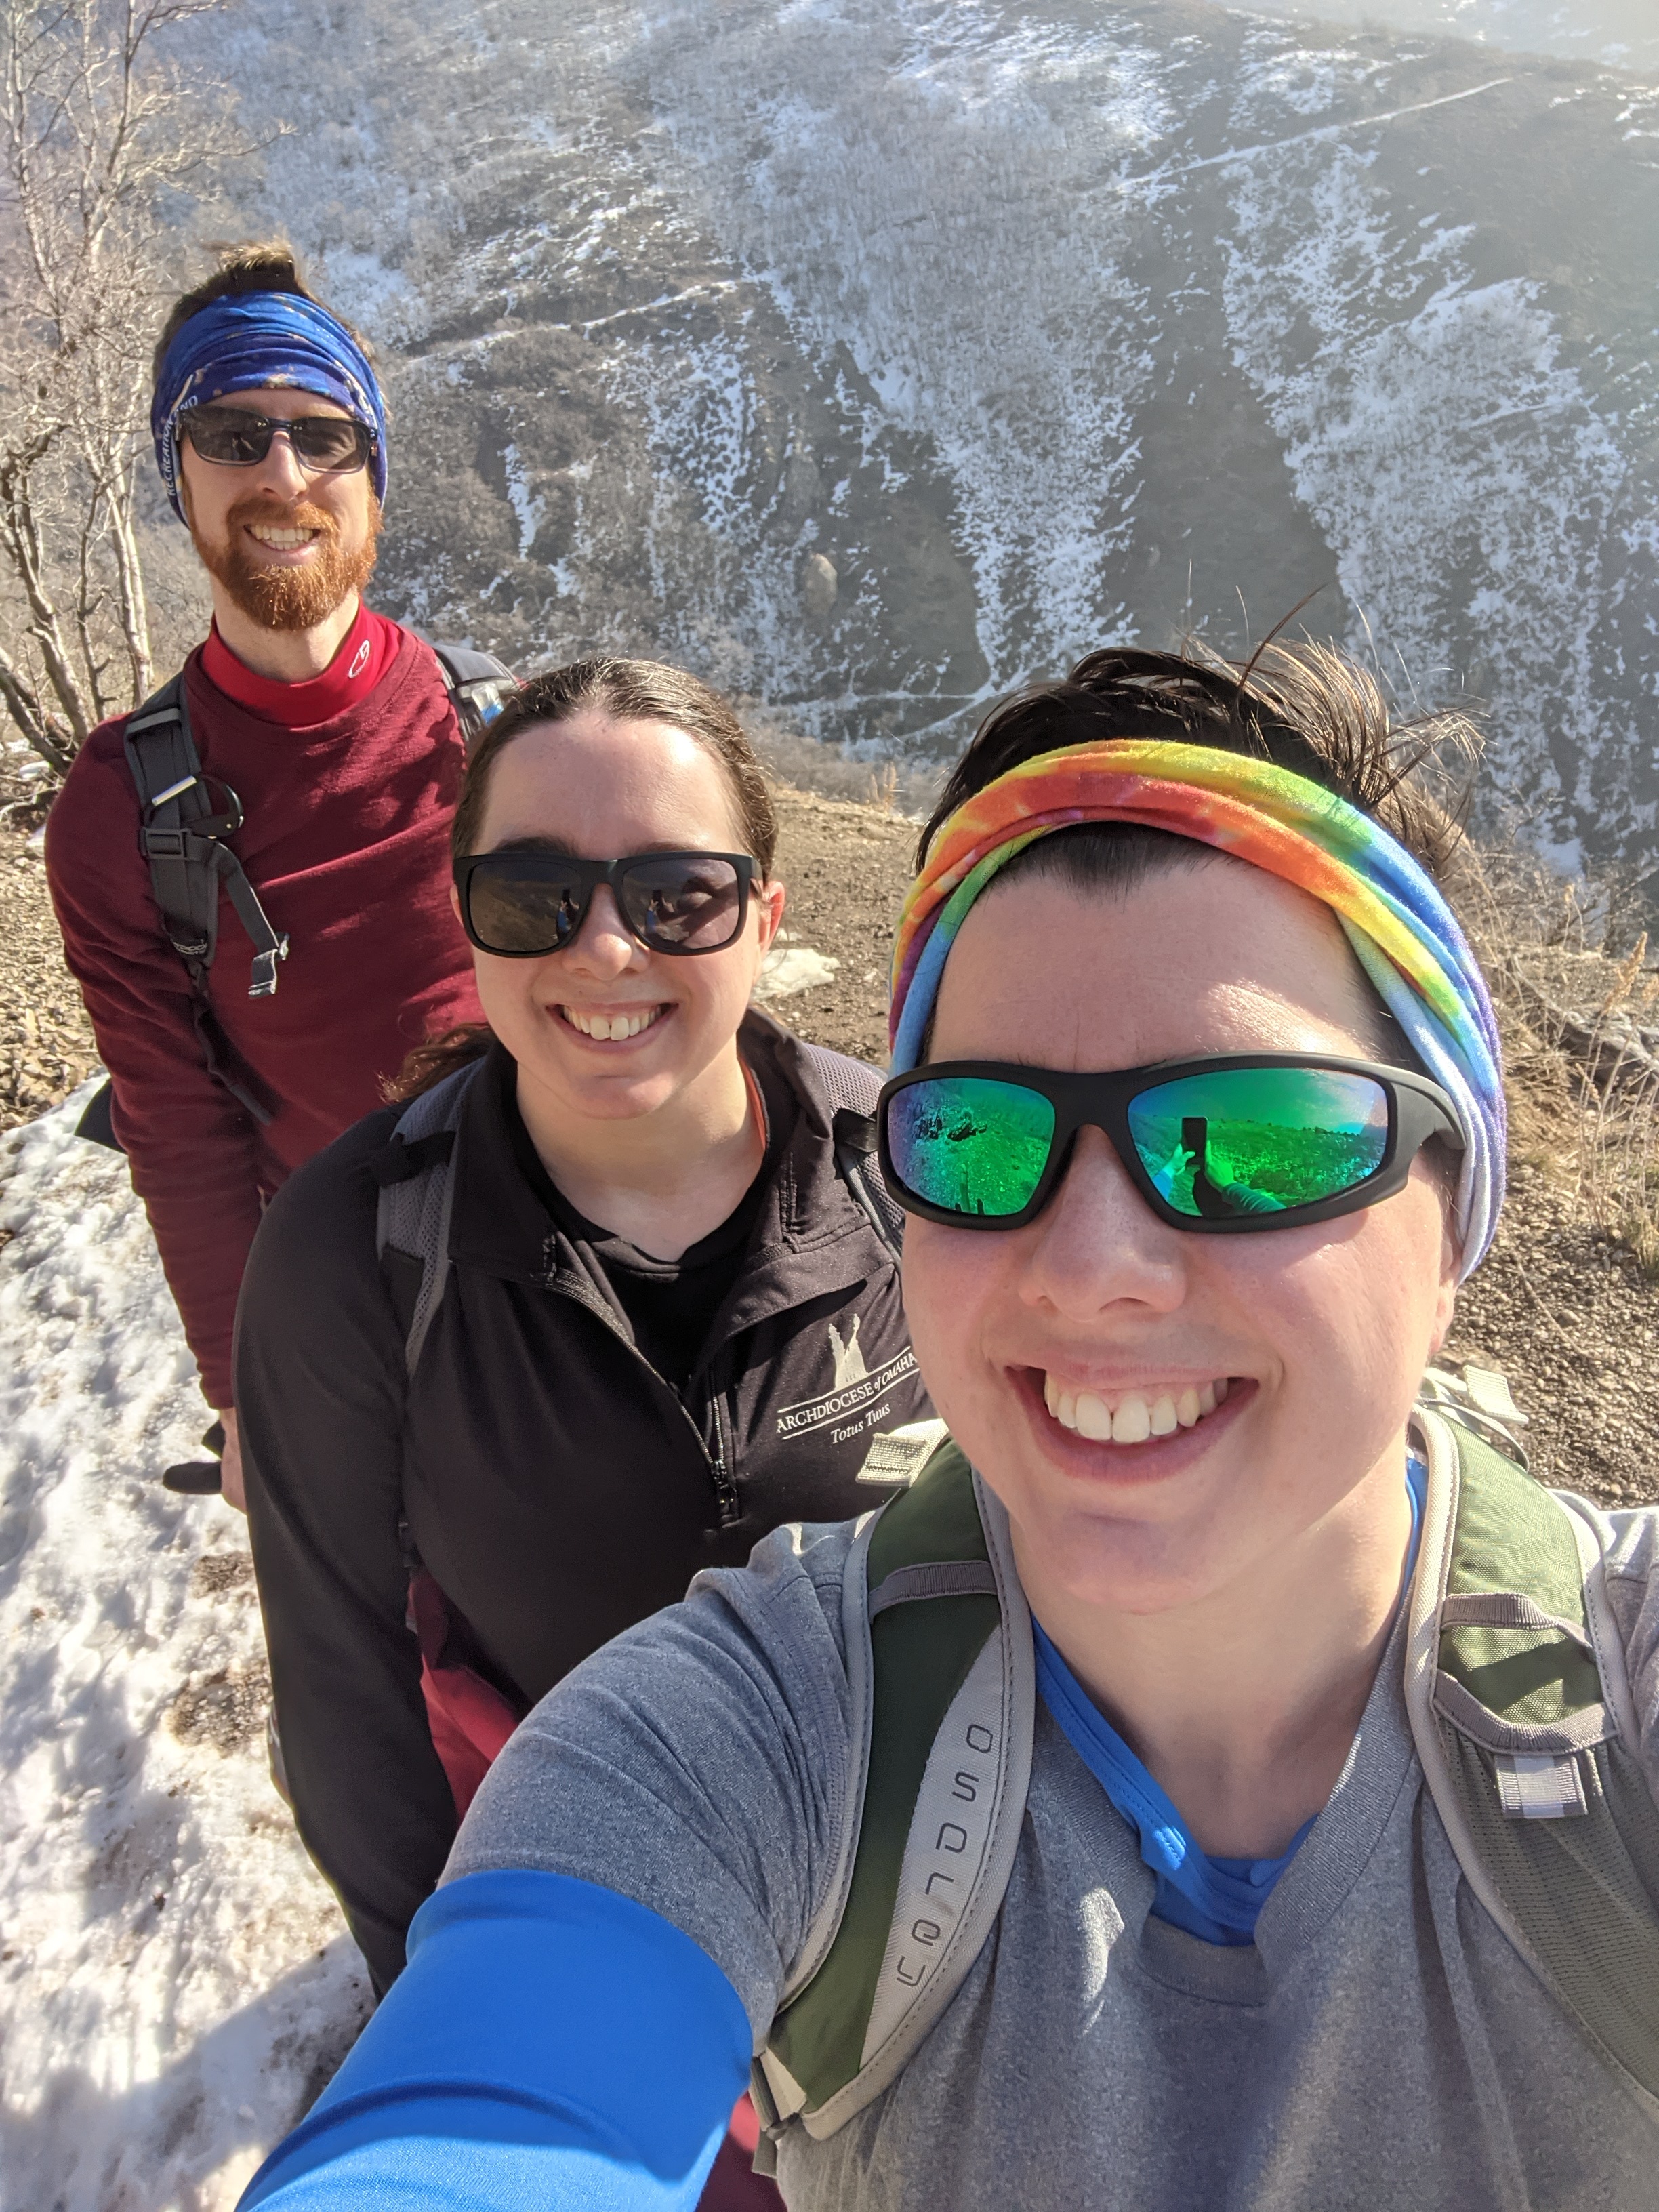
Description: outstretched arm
239,1870,747,2210
240,1515,861,2207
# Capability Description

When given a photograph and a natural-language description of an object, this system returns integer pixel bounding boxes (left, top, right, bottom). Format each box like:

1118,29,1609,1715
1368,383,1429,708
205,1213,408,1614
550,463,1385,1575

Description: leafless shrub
737,697,943,819
0,0,251,768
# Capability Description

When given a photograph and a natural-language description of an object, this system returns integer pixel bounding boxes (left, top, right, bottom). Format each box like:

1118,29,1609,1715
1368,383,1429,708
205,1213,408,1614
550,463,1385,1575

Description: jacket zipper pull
710,1457,741,1529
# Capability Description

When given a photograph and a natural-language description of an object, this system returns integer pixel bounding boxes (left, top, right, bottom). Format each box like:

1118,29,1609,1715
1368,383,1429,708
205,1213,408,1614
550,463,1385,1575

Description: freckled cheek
1221,1227,1426,1421
902,1225,1019,1408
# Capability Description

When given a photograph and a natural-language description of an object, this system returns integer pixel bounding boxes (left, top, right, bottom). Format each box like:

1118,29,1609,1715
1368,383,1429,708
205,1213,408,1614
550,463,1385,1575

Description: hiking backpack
371,1041,907,1376
76,640,516,1149
748,1404,1659,2158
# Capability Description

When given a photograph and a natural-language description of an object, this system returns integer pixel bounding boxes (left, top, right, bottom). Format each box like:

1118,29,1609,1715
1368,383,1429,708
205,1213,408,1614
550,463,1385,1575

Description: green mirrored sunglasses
877,1054,1462,1234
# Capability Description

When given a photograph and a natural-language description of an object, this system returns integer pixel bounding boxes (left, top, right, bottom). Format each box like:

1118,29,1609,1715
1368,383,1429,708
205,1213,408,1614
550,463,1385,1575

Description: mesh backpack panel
800,1042,905,1257
1409,1410,1659,2106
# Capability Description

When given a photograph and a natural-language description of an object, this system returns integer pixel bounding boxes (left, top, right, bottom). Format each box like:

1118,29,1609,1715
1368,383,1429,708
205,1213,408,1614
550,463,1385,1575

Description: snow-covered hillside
165,0,1659,878
1258,0,1658,70
0,1090,366,2212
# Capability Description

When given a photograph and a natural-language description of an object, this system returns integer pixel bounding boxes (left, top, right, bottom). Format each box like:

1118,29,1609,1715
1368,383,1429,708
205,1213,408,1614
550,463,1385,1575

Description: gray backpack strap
123,674,291,998
428,641,517,752
754,1437,1033,2146
372,1061,487,1374
801,1041,904,1260
1407,1406,1659,2106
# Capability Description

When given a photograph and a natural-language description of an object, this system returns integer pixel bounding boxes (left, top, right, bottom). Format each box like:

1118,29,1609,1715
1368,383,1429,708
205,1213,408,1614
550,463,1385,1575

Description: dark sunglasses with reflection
453,849,756,960
180,404,375,474
877,1054,1462,1235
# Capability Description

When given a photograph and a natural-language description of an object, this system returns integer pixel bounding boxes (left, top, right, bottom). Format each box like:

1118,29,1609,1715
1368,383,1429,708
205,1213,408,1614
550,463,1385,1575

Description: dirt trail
4,784,1654,1504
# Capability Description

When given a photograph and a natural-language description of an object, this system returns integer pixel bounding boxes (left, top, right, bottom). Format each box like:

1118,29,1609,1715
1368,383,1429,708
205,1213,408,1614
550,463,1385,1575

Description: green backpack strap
1408,1406,1659,2106
754,1439,1033,2146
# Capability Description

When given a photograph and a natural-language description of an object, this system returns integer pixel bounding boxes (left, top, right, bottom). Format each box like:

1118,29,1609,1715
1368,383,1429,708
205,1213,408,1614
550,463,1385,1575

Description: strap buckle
249,936,291,998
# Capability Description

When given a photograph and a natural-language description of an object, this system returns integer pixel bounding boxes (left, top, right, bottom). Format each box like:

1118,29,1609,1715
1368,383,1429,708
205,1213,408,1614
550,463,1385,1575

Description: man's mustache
223,495,340,543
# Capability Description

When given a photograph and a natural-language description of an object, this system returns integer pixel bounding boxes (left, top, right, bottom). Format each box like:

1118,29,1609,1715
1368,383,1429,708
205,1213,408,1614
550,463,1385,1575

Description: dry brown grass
1452,841,1659,1280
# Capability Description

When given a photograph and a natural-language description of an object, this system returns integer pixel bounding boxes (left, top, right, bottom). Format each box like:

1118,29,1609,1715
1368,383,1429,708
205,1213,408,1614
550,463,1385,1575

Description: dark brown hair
453,658,777,871
390,657,778,1102
152,240,373,387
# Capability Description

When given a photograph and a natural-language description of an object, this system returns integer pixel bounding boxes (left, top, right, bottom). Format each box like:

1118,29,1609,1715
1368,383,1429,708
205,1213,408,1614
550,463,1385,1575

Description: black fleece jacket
237,1015,930,1992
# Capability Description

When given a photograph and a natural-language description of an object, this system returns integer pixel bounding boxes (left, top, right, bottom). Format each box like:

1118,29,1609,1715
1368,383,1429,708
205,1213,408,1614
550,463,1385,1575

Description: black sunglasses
180,405,375,474
878,1054,1462,1235
454,850,756,959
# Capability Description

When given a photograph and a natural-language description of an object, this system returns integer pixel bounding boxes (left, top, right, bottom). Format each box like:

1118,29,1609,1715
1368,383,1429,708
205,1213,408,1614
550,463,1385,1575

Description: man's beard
193,493,382,633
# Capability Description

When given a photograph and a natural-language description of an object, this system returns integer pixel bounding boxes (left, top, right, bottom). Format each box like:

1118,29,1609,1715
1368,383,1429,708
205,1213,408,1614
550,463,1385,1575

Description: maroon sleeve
45,726,262,1408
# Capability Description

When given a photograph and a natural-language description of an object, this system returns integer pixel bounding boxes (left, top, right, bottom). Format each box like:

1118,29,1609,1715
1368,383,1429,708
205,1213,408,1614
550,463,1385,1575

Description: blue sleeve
238,1868,752,2210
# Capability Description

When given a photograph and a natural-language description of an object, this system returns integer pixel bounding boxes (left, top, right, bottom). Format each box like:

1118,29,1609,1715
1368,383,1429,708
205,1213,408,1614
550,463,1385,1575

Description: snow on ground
0,1087,367,2212
754,943,840,1000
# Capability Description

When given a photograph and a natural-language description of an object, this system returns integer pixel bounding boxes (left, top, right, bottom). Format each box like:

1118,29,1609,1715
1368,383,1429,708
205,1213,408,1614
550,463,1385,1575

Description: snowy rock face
0,1092,367,2210
184,0,1658,866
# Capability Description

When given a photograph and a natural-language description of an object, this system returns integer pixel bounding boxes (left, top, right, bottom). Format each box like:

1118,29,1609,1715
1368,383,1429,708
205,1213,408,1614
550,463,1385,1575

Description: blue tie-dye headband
151,291,388,520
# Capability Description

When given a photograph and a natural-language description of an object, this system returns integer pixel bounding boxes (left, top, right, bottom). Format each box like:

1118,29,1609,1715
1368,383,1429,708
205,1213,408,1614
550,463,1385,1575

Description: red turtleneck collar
201,602,401,727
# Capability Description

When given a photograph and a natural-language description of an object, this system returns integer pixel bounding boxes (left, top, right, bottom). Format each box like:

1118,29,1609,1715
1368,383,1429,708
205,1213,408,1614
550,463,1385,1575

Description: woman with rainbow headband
239,644,1659,2211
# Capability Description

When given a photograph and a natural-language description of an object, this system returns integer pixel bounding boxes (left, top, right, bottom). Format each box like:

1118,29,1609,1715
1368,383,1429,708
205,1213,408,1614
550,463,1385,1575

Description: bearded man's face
194,487,382,630
177,389,381,632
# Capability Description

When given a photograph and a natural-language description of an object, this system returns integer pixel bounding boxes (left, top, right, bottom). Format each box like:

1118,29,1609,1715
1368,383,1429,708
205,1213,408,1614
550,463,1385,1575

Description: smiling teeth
249,526,319,548
1042,1372,1231,1443
563,1005,661,1041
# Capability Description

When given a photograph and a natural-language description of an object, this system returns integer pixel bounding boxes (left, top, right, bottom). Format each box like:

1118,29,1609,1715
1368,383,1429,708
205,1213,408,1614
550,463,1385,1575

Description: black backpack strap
802,1041,905,1259
123,676,290,1000
118,674,285,1127
372,1060,487,1374
429,642,518,752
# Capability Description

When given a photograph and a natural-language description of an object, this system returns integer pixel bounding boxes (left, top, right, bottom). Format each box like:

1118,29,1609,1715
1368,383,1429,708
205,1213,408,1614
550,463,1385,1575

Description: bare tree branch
0,0,247,761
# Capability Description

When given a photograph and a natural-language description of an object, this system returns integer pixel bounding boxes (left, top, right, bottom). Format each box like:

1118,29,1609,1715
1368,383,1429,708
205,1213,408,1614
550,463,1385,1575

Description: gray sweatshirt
449,1498,1659,2210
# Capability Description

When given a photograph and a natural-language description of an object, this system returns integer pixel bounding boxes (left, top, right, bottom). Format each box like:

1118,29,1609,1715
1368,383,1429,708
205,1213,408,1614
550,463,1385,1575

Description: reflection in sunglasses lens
888,1077,1056,1216
1127,1067,1389,1220
621,859,741,948
467,863,582,954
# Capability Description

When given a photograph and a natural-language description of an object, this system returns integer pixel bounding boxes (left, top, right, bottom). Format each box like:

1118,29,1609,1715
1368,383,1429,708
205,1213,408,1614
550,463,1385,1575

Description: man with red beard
47,245,489,1508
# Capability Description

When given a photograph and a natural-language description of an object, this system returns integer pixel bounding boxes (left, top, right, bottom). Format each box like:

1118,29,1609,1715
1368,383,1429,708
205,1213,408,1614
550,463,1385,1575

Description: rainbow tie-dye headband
889,740,1504,1275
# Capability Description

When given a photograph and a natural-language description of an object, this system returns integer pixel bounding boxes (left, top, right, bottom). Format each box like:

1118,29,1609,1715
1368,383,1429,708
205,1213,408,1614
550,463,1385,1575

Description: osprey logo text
776,1319,917,1440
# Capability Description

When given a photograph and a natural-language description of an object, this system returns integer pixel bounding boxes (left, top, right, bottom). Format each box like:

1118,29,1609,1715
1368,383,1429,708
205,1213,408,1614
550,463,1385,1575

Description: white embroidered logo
828,1315,867,1388
348,640,371,679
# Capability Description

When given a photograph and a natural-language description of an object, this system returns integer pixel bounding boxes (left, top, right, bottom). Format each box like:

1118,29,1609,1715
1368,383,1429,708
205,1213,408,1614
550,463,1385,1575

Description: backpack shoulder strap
754,1437,1033,2146
372,1059,487,1374
428,641,517,752
122,673,291,998
1407,1406,1659,2105
800,1040,904,1260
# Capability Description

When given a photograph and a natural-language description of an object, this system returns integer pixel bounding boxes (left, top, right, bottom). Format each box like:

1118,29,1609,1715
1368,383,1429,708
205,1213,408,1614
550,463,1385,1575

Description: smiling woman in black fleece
235,660,930,2020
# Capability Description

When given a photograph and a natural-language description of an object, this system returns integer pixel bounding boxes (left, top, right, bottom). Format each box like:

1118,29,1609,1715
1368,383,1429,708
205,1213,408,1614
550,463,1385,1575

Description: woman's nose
562,884,645,976
1021,1125,1186,1318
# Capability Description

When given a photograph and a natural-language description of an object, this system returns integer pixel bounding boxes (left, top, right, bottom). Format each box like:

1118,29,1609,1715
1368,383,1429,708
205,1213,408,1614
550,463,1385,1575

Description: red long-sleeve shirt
46,618,482,1406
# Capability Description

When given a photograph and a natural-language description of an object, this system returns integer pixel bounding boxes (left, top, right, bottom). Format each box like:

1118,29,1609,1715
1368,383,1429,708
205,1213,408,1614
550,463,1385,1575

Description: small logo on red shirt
348,640,371,679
